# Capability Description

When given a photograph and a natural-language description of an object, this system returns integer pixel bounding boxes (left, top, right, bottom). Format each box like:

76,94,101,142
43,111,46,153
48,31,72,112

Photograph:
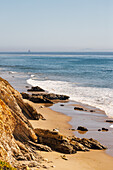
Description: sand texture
25,100,113,170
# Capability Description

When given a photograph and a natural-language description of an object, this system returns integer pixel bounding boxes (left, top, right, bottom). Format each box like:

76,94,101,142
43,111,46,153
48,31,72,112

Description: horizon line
0,51,113,55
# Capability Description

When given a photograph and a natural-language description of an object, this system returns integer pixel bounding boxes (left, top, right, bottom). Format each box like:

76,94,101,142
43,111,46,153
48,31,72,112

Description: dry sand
24,100,113,170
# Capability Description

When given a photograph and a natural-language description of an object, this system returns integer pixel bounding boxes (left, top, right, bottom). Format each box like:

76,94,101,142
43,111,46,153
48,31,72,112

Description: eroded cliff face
0,77,41,167
0,77,38,142
0,99,16,163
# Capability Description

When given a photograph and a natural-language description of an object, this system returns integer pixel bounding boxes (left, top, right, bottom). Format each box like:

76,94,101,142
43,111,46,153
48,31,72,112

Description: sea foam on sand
27,78,113,119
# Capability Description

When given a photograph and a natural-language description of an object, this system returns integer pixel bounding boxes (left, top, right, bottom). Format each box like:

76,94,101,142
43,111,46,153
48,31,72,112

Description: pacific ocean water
0,52,113,119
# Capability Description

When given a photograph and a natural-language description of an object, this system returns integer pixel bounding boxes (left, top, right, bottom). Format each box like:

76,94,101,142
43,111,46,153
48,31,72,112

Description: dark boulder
25,86,29,88
90,110,95,112
27,86,45,92
106,120,113,123
74,107,84,111
102,128,108,131
69,128,76,131
77,126,88,131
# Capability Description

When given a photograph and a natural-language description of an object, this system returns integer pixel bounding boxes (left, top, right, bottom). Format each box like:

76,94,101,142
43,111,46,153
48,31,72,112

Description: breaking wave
27,78,113,119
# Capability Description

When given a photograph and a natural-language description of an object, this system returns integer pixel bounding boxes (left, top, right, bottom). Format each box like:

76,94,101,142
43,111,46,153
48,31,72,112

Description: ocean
0,52,113,119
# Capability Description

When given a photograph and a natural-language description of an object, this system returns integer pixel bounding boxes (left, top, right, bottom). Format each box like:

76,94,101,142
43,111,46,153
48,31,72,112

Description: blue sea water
0,52,113,118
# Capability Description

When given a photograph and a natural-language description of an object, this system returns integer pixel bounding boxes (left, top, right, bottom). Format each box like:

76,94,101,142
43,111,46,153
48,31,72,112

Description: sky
0,0,113,52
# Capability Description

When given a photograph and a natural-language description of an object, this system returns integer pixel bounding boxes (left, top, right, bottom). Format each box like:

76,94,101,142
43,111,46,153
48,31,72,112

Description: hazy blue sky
0,0,113,51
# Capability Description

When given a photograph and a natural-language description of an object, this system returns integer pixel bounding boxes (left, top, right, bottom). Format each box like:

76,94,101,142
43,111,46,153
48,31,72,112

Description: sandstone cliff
0,77,43,168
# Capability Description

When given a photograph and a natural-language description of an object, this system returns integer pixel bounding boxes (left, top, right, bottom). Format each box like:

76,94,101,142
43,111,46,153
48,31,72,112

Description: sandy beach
25,99,113,170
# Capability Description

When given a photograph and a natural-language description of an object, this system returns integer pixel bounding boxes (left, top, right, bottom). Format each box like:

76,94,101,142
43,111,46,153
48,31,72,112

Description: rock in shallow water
21,92,69,103
102,128,108,131
74,107,84,111
106,120,113,123
27,86,45,92
77,126,88,131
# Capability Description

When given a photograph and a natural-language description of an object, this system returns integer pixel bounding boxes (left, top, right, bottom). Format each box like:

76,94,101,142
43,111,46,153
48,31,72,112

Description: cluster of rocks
74,106,95,113
21,91,69,104
98,128,109,132
21,92,53,104
69,126,88,132
70,126,109,132
34,128,107,154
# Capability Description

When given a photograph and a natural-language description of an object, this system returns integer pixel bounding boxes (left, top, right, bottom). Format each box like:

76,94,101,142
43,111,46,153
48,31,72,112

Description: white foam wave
9,71,17,74
30,74,35,78
110,125,113,128
27,78,113,118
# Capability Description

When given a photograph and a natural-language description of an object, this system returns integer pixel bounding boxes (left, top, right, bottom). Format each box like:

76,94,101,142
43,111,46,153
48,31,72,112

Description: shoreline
50,100,113,157
25,99,113,169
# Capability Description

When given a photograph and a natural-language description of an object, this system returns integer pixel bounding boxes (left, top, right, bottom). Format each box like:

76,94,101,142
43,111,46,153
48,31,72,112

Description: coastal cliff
0,77,107,169
0,77,42,168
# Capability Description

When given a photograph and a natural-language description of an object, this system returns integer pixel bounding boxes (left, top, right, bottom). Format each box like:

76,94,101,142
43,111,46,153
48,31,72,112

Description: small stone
102,128,108,131
25,86,29,88
48,161,53,163
39,106,44,108
42,158,48,162
69,128,76,131
42,118,46,120
61,155,68,160
90,110,95,112
51,165,56,168
98,129,101,131
60,104,64,106
53,128,59,132
42,165,49,169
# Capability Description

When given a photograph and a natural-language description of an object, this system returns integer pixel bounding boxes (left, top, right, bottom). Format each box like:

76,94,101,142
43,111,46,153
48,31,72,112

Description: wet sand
51,101,113,157
25,99,113,170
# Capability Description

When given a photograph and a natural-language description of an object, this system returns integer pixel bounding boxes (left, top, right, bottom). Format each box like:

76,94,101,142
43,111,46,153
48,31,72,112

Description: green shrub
0,160,16,170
